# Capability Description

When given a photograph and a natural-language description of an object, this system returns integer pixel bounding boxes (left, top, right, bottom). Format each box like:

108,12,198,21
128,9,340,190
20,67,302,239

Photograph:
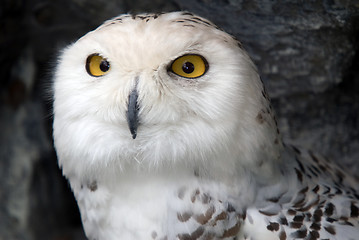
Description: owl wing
240,147,359,240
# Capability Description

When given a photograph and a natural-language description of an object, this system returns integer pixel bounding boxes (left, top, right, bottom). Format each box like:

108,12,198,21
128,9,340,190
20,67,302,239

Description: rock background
1,0,358,239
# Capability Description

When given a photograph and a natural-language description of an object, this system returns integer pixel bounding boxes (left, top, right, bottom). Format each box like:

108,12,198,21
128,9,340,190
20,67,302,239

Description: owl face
53,12,269,176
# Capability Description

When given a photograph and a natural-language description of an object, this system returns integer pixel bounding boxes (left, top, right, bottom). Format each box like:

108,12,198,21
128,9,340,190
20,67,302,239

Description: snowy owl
53,12,359,240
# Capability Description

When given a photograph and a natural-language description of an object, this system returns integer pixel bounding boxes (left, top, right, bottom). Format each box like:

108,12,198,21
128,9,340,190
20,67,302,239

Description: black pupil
182,62,194,74
100,60,110,72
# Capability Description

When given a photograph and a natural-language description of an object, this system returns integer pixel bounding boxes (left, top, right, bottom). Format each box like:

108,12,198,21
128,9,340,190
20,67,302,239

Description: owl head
53,12,281,179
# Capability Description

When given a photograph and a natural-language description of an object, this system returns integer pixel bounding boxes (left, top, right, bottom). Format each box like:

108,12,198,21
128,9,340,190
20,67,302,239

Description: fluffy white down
53,12,285,239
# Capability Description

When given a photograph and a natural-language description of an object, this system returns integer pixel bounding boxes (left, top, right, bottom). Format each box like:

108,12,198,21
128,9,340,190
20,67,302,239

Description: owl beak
126,88,139,139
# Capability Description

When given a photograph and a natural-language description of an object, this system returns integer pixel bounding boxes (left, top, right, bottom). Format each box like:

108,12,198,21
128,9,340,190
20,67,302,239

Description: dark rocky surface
1,0,358,239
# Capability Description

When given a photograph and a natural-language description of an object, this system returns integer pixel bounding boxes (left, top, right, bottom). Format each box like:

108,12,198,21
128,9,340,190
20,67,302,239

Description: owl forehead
99,12,220,32
79,12,234,68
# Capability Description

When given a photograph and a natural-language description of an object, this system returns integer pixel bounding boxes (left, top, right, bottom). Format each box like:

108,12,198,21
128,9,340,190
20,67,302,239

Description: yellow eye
86,54,110,77
170,54,208,78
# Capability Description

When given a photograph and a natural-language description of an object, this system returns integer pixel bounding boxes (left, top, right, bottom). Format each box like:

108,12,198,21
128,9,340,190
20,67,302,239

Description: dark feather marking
256,112,265,124
311,165,321,174
290,227,307,238
222,222,241,238
191,189,200,203
227,203,235,212
201,193,211,204
308,166,319,177
310,222,321,231
324,225,336,235
202,232,215,239
259,209,279,216
295,157,306,173
266,192,285,203
318,164,327,172
177,212,192,222
191,227,204,239
324,202,335,216
335,169,345,184
313,209,323,222
242,211,246,221
328,193,335,198
190,17,214,27
299,186,309,194
297,196,319,212
267,222,280,231
312,185,320,193
177,233,191,240
266,196,279,203
305,213,312,221
177,226,204,240
350,202,359,217
287,209,297,215
179,19,206,26
334,182,343,190
326,217,337,223
293,194,306,208
279,231,287,240
309,151,319,163
113,16,123,21
261,90,266,99
88,181,98,192
279,216,288,225
295,168,303,182
289,221,302,229
214,211,227,221
181,12,194,16
278,193,292,205
308,230,320,240
293,214,305,222
323,186,331,194
342,221,354,226
194,206,215,225
318,200,326,208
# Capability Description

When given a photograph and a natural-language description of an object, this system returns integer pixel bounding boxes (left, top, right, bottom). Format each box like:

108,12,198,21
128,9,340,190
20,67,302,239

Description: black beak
126,88,139,139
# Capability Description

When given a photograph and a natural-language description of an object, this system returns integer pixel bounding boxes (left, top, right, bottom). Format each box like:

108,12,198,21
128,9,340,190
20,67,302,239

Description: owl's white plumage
53,12,359,240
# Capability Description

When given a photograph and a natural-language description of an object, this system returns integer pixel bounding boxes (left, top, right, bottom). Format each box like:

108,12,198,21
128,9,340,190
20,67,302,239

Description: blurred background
0,0,358,239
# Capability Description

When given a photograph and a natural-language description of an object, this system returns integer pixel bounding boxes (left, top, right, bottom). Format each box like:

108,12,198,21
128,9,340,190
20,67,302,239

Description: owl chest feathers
68,166,278,240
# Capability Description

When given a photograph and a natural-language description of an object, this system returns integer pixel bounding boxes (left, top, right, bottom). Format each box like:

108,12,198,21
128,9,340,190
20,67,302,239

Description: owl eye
86,54,110,77
170,54,208,79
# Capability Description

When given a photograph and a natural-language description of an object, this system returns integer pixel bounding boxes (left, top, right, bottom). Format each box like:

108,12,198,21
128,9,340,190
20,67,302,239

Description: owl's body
53,12,359,240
